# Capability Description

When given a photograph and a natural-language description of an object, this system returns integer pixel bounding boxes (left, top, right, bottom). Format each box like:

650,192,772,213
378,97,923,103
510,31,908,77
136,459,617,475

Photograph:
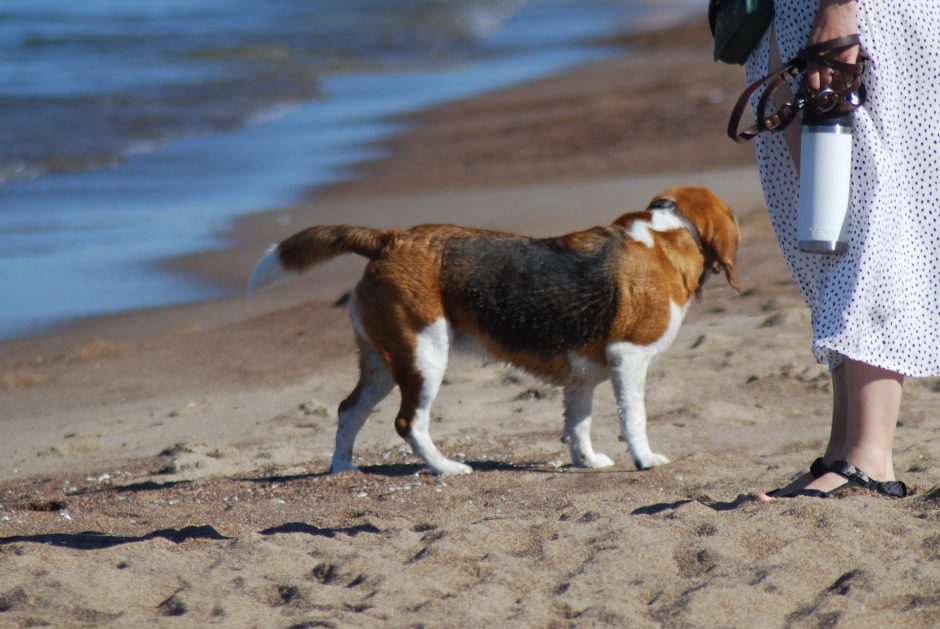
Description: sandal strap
810,457,827,479
829,460,870,485
828,460,908,498
870,480,908,499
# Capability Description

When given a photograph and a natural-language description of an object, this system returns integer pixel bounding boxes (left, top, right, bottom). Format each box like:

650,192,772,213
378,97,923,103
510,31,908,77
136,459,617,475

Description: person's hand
805,0,859,93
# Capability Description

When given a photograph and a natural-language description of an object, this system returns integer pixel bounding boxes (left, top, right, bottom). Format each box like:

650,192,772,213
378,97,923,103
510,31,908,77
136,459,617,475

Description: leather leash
727,35,869,143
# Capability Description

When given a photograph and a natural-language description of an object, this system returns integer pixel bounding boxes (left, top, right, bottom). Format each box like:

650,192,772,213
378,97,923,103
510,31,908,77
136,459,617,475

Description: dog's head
645,186,741,293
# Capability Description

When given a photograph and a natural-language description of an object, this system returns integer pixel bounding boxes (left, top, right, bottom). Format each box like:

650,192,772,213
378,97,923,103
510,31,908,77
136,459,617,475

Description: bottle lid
802,108,853,127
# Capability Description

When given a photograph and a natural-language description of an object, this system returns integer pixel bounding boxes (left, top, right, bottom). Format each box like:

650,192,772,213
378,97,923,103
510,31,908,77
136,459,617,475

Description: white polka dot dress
745,0,940,377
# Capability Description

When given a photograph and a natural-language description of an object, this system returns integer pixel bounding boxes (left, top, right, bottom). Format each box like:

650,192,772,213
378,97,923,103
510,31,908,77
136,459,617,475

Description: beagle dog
249,187,740,475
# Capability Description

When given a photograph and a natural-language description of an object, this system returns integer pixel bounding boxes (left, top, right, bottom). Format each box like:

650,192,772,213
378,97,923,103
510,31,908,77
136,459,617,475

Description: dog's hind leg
330,340,395,474
330,293,395,473
562,385,614,468
395,318,472,476
606,342,670,470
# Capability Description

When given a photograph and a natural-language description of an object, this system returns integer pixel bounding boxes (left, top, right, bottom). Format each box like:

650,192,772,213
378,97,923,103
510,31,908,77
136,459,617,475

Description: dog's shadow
0,459,626,551
239,458,553,483
0,524,231,550
361,459,553,476
0,521,386,551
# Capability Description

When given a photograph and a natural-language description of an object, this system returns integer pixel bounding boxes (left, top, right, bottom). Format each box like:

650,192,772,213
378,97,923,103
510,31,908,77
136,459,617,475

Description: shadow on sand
0,524,231,550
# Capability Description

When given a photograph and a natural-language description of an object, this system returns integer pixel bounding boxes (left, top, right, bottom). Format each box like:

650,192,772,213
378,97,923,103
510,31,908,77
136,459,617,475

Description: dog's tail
247,225,391,296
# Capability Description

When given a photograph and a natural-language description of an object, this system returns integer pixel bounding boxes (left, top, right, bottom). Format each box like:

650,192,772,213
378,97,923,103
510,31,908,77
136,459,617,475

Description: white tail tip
247,244,291,297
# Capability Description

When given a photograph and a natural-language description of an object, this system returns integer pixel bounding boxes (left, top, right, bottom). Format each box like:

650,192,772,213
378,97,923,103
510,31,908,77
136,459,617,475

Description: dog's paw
581,453,615,469
634,453,670,470
329,459,362,475
432,460,473,476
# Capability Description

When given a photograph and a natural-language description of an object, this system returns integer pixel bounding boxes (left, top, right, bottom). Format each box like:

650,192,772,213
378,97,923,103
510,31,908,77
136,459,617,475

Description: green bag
709,0,774,65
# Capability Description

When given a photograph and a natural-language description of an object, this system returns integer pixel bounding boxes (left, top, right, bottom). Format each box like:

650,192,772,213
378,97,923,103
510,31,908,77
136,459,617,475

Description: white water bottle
797,108,853,254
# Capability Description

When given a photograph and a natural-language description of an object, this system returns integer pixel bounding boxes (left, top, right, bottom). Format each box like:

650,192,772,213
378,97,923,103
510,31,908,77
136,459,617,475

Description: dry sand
2,17,940,629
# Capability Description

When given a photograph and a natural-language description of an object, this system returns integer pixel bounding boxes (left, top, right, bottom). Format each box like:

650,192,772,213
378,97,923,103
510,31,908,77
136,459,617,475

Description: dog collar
647,199,703,252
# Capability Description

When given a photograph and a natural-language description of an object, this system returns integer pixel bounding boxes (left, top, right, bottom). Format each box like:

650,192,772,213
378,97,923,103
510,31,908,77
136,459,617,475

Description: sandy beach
2,17,940,628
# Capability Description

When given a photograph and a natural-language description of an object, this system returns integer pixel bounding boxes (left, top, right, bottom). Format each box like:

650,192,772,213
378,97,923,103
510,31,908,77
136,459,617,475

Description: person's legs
759,357,903,499
816,357,903,485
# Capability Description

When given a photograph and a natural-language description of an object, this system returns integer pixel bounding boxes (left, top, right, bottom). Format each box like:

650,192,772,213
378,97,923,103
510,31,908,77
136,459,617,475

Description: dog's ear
711,211,741,292
715,254,740,292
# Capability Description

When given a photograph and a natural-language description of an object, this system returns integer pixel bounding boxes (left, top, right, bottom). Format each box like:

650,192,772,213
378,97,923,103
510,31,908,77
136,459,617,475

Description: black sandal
765,457,828,498
786,460,908,499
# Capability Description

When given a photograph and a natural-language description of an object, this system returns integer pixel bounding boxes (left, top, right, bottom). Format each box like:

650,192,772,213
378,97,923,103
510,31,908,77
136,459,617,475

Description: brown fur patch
608,238,673,345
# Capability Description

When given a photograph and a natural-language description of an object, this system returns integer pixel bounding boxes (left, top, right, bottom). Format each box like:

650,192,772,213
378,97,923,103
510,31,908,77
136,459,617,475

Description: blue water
0,0,704,339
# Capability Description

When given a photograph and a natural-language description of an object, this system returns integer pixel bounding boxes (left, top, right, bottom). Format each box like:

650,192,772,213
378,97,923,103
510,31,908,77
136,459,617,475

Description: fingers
806,64,840,93
805,59,852,96
805,64,826,93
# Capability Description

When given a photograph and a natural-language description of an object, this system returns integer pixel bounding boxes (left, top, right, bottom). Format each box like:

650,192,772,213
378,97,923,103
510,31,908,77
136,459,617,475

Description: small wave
21,30,160,52
0,161,45,187
457,0,528,38
122,138,166,158
245,101,304,128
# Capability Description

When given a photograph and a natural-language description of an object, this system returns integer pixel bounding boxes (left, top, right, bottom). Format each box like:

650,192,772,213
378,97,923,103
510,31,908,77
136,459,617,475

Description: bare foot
762,470,817,499
756,467,822,501
759,472,851,500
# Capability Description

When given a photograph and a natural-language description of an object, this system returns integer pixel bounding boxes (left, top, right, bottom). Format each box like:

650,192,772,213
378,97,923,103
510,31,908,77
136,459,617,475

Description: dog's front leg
606,343,670,470
562,385,613,468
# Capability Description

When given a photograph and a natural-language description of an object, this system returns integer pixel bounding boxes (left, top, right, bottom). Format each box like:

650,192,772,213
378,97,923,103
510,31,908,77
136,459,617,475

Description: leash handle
727,35,867,143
